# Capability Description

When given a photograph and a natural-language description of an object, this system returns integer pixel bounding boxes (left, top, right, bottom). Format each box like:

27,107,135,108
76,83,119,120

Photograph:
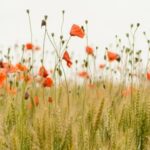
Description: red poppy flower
147,72,150,80
38,66,48,78
63,51,72,68
99,64,106,69
86,46,94,55
107,51,119,62
34,96,39,106
25,43,34,50
2,62,17,73
43,77,53,87
70,24,85,38
0,72,6,87
78,71,89,79
16,63,28,72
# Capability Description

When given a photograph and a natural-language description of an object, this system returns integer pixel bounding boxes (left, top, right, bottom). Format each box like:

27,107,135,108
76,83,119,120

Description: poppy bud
44,15,48,20
60,35,63,40
130,24,133,28
104,55,106,60
57,68,62,76
126,33,129,37
137,23,140,27
51,33,54,37
16,81,19,87
84,60,88,68
116,55,121,62
103,84,106,89
85,20,88,24
81,26,85,32
0,61,3,68
24,92,29,100
75,60,78,64
135,57,139,63
26,9,30,14
41,20,46,27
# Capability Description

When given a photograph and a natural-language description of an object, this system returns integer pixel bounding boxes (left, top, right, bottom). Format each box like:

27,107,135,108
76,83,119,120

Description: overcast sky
0,0,150,67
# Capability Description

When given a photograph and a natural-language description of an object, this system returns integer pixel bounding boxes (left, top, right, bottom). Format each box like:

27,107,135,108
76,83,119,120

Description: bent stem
46,29,71,114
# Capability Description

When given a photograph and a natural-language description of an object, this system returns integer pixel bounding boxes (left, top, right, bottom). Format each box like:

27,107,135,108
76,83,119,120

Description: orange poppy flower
38,66,48,78
107,51,120,62
147,72,150,80
99,64,106,69
25,43,34,50
70,24,85,38
1,62,17,74
86,46,94,55
16,63,28,72
63,51,72,68
43,77,53,87
78,71,89,79
34,96,39,106
0,72,6,87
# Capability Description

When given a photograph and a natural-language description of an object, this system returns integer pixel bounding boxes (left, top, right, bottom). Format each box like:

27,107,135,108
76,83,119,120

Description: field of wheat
0,10,149,150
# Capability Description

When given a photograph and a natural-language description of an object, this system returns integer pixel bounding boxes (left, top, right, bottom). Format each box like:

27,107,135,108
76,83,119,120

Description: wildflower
63,51,72,67
16,63,28,72
107,51,120,62
25,43,34,50
38,66,48,78
2,62,17,73
147,72,150,80
0,72,6,87
99,64,106,69
86,46,94,55
78,71,89,79
43,77,53,87
70,24,85,38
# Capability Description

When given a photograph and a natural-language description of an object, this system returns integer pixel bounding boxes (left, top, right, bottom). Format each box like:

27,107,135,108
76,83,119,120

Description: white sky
0,0,150,69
